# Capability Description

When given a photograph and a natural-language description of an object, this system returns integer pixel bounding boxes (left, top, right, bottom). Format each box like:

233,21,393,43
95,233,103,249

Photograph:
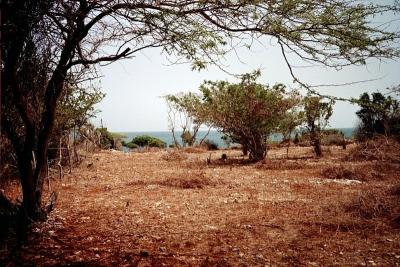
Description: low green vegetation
125,135,166,149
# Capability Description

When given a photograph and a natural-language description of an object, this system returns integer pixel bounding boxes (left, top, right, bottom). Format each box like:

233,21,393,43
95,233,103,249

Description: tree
355,92,400,140
164,93,207,147
198,72,299,161
2,1,399,221
277,92,303,158
303,96,334,157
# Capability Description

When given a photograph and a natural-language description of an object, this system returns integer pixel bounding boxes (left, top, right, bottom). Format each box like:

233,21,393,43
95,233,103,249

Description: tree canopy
303,96,334,156
170,72,302,161
355,92,400,140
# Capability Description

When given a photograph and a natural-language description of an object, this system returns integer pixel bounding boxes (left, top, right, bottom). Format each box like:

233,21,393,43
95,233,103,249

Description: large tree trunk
247,135,267,162
311,132,322,157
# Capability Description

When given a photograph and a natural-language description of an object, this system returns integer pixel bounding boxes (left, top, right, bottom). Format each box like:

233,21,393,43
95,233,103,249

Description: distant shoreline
117,128,354,148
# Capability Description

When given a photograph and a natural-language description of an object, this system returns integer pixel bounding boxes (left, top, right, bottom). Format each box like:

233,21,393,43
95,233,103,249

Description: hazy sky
94,34,400,132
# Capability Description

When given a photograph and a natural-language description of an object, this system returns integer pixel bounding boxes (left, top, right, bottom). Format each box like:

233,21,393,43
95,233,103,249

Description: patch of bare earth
3,145,400,266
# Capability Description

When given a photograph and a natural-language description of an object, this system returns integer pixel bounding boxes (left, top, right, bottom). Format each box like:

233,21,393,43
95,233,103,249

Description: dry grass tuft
346,136,400,163
321,165,359,180
183,147,206,153
159,176,213,189
160,150,188,161
345,189,391,220
258,159,305,170
320,163,393,181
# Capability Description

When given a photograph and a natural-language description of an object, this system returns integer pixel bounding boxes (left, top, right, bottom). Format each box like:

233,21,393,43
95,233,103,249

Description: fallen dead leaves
1,146,400,266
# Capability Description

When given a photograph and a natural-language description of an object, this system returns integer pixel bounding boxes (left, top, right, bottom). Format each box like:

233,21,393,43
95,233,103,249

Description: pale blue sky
94,21,400,132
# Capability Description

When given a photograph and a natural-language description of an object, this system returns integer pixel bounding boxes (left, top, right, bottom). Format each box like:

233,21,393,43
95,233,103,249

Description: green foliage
303,96,334,156
125,142,139,149
56,82,105,133
198,71,300,161
355,92,400,141
131,135,166,148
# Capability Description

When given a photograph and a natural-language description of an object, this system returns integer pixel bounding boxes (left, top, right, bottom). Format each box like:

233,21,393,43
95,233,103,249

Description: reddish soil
2,146,400,266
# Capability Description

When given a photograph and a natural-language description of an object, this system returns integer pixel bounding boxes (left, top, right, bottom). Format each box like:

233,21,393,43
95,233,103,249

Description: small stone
95,254,100,258
256,254,265,260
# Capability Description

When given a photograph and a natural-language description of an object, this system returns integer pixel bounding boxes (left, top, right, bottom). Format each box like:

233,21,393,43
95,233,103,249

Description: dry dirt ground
2,146,400,266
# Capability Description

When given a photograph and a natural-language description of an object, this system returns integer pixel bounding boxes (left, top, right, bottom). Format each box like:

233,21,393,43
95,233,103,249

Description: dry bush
322,146,333,156
161,150,188,161
183,147,205,153
321,165,359,180
159,171,214,189
390,184,400,196
322,133,345,146
321,164,385,181
159,176,213,189
346,136,400,163
345,189,392,220
257,159,305,170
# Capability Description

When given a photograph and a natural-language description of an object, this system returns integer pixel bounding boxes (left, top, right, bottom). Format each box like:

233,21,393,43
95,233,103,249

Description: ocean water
119,128,354,149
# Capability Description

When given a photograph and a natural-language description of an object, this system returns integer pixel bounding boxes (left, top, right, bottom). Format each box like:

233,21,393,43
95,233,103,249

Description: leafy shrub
125,142,139,149
131,135,166,148
96,127,114,149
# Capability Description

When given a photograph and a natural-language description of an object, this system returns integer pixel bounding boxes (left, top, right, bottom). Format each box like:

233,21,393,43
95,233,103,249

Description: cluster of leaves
355,92,400,141
55,81,105,135
125,135,166,149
